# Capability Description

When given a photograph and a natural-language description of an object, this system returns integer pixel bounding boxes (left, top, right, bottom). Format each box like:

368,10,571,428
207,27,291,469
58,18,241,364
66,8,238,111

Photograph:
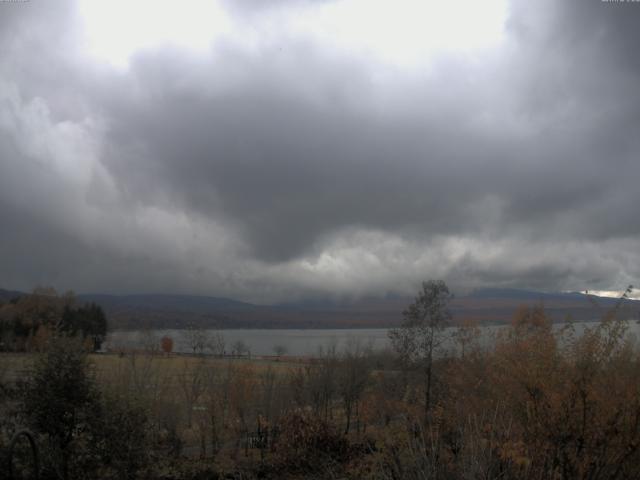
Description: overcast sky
1,0,639,302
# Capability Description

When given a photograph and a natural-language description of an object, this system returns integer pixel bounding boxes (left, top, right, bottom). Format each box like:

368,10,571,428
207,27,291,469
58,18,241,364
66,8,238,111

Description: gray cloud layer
1,0,639,302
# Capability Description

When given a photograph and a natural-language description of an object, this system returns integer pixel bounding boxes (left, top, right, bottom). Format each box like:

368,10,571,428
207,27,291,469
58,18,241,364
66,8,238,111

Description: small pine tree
20,335,99,479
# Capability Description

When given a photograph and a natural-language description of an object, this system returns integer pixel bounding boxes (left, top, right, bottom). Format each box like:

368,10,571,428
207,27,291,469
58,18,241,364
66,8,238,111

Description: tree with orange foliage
160,335,173,355
486,297,640,479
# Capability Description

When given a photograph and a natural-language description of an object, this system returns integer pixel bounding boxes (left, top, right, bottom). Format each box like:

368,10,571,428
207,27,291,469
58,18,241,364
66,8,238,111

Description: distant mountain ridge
0,288,24,302
78,293,256,312
467,287,587,300
1,287,637,330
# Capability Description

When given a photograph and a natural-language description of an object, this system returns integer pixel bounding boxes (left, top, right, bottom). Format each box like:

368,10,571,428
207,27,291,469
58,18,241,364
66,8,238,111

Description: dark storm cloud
1,0,639,300
102,55,504,261
100,22,640,257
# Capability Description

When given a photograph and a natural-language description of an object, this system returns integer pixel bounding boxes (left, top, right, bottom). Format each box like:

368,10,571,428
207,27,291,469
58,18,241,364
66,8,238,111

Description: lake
105,320,640,357
106,328,392,356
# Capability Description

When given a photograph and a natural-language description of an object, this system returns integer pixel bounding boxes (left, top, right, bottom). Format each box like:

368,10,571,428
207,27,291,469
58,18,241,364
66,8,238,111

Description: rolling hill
2,287,637,330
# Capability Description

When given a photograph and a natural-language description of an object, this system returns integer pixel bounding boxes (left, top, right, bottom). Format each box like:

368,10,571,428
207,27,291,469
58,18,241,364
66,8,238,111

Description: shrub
19,335,151,479
269,412,350,476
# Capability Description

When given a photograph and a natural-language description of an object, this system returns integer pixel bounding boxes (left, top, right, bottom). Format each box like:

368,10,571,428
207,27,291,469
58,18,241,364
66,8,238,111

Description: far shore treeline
3,286,639,333
0,287,107,352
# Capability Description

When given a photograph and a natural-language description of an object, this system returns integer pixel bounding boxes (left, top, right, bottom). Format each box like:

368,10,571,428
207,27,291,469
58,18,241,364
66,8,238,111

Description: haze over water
106,320,640,357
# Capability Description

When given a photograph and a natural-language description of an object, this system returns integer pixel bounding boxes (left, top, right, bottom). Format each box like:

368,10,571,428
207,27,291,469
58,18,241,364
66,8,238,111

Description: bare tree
273,344,287,358
178,358,206,427
203,361,233,456
303,344,338,421
232,339,249,357
453,318,481,359
338,339,372,434
139,328,160,355
388,280,452,422
207,329,226,357
185,324,209,355
226,363,256,459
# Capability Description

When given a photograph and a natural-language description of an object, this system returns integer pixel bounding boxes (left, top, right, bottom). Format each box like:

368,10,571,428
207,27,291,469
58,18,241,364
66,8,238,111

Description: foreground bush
18,335,151,480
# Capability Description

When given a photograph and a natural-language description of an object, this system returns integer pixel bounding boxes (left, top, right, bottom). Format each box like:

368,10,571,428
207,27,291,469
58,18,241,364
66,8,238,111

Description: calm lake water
106,320,640,357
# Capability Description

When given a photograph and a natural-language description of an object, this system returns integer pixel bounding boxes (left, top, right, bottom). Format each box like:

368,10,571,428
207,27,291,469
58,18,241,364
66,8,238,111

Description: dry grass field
1,351,302,379
2,350,309,462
